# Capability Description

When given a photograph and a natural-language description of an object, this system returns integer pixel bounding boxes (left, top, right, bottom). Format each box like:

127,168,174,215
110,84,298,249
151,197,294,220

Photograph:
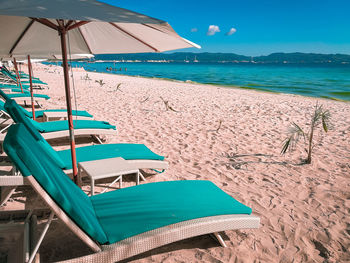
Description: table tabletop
78,157,139,180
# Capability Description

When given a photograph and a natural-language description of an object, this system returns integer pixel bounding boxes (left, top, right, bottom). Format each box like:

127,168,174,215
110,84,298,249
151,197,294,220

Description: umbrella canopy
0,0,200,183
1,54,94,61
0,0,199,57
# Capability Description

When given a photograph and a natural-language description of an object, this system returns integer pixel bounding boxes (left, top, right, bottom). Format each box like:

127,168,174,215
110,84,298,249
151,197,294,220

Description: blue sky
100,0,350,56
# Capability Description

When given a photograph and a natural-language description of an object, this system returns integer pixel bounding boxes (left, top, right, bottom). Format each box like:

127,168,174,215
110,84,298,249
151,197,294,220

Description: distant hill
94,52,350,64
253,52,350,64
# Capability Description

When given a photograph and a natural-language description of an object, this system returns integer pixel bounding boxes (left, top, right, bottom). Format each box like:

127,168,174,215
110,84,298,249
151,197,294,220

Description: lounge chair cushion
6,93,50,100
31,119,116,133
1,69,47,85
5,123,253,246
0,100,92,119
3,124,109,244
92,180,252,244
33,109,93,119
3,99,67,168
0,84,30,89
57,143,165,169
0,86,30,95
3,99,114,133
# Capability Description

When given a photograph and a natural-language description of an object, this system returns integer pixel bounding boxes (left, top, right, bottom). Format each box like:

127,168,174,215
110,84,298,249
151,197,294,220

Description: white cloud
225,28,237,36
207,25,220,36
191,28,198,32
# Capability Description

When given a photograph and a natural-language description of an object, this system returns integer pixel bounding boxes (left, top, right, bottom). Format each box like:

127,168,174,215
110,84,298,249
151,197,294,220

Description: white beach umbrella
1,54,94,61
0,0,200,183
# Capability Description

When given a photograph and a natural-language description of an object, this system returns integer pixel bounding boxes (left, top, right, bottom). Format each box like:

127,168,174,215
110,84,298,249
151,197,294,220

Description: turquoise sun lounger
3,122,259,262
1,99,116,142
5,92,50,100
0,99,93,119
1,66,29,78
0,87,50,103
1,66,40,80
1,67,47,85
0,87,28,93
0,98,166,206
3,98,165,170
0,83,30,90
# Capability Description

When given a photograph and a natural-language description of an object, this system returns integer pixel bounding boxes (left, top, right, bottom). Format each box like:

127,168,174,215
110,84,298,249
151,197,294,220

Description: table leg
91,179,95,196
136,171,140,185
101,176,122,194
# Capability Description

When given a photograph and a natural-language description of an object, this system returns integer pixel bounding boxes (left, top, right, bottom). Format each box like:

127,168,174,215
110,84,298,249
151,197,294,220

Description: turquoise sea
67,62,350,101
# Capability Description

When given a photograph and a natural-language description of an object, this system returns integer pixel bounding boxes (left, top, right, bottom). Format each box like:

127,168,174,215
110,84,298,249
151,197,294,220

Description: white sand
2,63,350,262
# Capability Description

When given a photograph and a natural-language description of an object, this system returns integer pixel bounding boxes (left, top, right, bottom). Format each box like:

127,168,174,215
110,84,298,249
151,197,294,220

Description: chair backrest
0,67,15,80
0,89,11,101
4,99,66,168
0,95,31,118
3,123,108,244
1,66,13,75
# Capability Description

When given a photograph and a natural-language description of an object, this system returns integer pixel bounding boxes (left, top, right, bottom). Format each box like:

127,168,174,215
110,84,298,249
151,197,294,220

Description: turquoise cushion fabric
0,84,30,89
27,118,45,131
0,88,29,93
0,70,45,84
4,124,253,246
3,124,109,244
6,93,50,100
33,109,93,119
91,180,252,244
4,99,67,168
4,99,158,170
0,99,32,119
0,95,91,119
0,100,92,119
3,98,114,133
35,119,115,133
57,143,164,169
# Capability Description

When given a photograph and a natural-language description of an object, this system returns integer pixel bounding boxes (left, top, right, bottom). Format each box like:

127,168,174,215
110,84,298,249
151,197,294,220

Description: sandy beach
2,63,350,262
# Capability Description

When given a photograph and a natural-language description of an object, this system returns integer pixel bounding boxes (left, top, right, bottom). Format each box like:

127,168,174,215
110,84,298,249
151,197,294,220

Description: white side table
43,111,93,122
78,157,140,195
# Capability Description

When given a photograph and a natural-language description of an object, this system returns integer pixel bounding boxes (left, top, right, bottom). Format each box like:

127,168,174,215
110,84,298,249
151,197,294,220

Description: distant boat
184,56,190,63
193,56,199,63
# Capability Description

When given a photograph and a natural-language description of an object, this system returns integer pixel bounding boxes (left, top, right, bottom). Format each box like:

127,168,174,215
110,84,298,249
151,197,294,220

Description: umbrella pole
27,55,36,120
13,58,24,93
59,27,79,185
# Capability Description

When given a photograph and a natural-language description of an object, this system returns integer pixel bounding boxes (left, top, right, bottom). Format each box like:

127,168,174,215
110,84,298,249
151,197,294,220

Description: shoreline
80,67,350,103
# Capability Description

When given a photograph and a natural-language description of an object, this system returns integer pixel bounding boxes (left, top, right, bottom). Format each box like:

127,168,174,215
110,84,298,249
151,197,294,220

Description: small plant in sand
95,79,105,87
83,73,91,81
160,96,179,112
107,83,122,92
140,96,150,103
281,103,331,164
216,120,223,132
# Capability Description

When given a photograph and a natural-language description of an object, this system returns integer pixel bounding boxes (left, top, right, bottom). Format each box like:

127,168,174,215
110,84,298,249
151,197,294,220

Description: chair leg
139,171,146,182
0,186,17,207
29,215,40,263
212,232,227,248
93,135,103,144
28,212,54,263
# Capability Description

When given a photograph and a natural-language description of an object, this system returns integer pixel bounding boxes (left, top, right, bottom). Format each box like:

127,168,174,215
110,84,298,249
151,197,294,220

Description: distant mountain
253,52,350,64
94,52,350,64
